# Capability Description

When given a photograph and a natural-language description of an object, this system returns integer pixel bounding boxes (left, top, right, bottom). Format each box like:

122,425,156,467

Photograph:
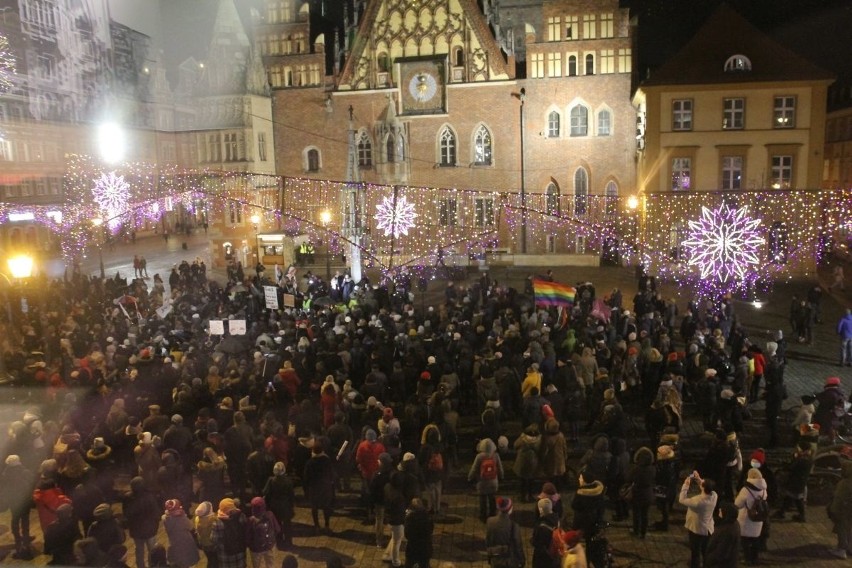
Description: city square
1,1,852,567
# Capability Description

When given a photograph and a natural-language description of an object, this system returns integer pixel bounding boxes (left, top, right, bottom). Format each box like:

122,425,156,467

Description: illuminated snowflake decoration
682,204,764,283
0,33,14,94
91,171,130,230
375,195,417,238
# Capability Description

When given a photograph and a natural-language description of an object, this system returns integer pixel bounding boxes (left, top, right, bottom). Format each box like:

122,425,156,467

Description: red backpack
479,456,497,480
428,450,444,472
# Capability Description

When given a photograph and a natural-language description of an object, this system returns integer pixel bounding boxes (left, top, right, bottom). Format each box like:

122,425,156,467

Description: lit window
547,52,562,77
771,155,793,188
475,198,494,226
530,53,545,78
582,14,596,39
473,125,492,166
565,16,578,39
547,17,561,41
600,13,614,38
774,96,796,129
671,158,691,191
439,198,457,226
724,54,752,72
600,50,614,74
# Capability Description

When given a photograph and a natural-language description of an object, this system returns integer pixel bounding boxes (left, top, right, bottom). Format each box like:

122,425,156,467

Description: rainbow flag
533,279,576,307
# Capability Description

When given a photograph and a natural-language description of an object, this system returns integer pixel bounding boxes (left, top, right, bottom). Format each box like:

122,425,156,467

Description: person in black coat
303,443,337,533
571,472,606,545
44,503,81,566
87,503,126,554
531,498,559,568
763,345,785,448
704,502,740,567
627,447,656,538
263,462,296,549
403,497,434,568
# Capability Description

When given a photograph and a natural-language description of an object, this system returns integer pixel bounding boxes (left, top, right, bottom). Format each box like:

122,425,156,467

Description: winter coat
704,508,740,567
355,439,386,480
303,452,336,509
531,512,559,568
539,419,568,478
404,506,434,559
512,432,541,479
164,513,201,567
626,447,656,507
679,478,717,536
0,463,33,512
829,462,852,524
734,478,767,538
32,482,71,531
468,438,504,495
571,480,605,535
262,473,295,523
122,479,161,540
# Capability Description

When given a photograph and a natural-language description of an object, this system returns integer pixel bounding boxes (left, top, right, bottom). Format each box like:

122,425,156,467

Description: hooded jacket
468,438,503,494
571,479,605,535
627,447,656,506
734,477,767,538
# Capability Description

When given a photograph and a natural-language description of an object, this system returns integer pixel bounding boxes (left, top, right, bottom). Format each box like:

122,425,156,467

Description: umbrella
215,336,251,355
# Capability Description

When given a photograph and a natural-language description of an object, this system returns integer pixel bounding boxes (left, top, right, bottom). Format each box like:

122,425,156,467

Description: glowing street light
98,122,126,164
7,255,33,279
626,195,639,210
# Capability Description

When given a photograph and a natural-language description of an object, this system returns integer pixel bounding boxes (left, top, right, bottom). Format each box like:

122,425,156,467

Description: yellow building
632,4,837,279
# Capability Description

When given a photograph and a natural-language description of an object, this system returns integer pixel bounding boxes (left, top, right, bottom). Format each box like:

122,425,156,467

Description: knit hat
750,449,766,466
164,499,183,516
367,396,378,407
496,496,513,513
4,455,20,466
765,341,778,355
603,388,615,401
365,429,377,442
427,356,436,364
250,496,266,516
195,501,213,518
825,376,841,387
420,371,431,381
656,445,674,460
218,498,236,514
383,407,394,421
402,452,416,463
747,468,763,481
273,462,286,476
537,498,553,516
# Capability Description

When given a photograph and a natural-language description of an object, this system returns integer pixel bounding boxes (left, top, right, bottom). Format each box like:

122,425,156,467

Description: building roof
640,3,834,87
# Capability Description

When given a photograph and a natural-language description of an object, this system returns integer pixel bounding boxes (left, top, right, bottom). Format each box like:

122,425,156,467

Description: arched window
574,168,588,215
548,111,561,138
439,126,456,166
568,55,577,77
597,109,611,136
307,148,320,172
585,53,594,75
357,131,372,167
473,125,492,166
377,52,389,72
545,183,560,216
454,47,464,67
605,181,618,217
724,54,752,72
570,105,588,137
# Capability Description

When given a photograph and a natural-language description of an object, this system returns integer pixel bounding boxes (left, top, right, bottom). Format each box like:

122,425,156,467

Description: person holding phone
678,471,717,568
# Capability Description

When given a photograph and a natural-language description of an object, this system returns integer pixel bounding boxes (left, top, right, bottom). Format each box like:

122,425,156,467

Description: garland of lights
0,33,14,94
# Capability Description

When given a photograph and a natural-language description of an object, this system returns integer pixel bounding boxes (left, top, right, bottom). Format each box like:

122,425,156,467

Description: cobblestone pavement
4,238,850,567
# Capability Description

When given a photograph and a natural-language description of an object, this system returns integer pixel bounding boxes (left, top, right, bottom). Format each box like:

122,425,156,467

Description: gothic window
605,181,618,217
473,125,492,166
545,183,560,216
439,126,457,167
568,55,578,77
597,109,611,136
387,134,395,163
307,148,320,172
570,105,589,137
585,53,595,75
574,168,589,215
357,131,372,167
548,111,561,138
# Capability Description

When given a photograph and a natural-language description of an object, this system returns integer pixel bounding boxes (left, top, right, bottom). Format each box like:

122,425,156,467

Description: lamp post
7,254,34,321
626,195,639,263
320,210,332,285
519,88,527,254
92,217,105,278
250,214,260,266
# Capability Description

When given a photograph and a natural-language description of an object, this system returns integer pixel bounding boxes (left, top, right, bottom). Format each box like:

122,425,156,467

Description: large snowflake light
682,203,764,283
91,171,130,230
375,194,417,238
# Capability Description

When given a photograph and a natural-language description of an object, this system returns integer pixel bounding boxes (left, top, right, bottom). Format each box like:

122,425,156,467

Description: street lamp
6,254,34,323
518,88,527,254
98,122,126,165
92,217,105,278
320,210,332,285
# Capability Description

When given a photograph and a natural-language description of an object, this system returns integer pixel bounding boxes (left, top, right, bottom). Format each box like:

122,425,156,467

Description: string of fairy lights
3,153,852,293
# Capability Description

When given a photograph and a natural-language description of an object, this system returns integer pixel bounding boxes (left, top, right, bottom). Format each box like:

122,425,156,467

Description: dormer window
724,54,752,72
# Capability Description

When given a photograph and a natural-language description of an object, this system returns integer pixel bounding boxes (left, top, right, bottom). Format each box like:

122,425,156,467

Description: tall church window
358,131,373,167
439,126,457,166
473,125,492,166
574,168,588,215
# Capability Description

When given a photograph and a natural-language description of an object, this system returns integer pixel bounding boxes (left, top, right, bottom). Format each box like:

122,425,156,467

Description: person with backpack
678,472,717,568
246,497,280,568
735,468,768,565
212,498,247,568
531,498,559,568
468,438,504,522
418,424,445,516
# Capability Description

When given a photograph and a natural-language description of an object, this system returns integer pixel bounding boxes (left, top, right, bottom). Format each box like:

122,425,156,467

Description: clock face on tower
399,58,445,115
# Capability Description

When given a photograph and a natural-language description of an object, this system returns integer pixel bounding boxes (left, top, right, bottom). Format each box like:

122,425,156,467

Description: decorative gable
338,0,512,91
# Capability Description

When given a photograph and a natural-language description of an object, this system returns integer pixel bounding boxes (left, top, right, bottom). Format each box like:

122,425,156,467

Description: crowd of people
0,258,851,568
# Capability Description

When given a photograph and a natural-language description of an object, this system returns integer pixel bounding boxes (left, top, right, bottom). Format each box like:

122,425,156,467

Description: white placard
156,304,172,319
229,320,247,335
209,320,225,335
264,286,279,309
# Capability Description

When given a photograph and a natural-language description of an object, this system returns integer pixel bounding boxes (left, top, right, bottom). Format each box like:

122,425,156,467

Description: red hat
382,407,394,421
825,376,841,387
420,371,431,380
749,449,766,465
